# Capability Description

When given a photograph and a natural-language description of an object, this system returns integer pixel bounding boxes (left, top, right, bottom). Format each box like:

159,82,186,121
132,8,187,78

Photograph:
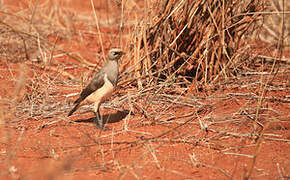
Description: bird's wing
74,71,105,104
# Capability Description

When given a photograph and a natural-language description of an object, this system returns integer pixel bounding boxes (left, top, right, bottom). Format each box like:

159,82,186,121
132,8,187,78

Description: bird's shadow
74,110,129,125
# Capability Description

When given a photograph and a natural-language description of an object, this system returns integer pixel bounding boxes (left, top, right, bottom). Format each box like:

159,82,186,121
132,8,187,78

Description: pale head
108,48,125,61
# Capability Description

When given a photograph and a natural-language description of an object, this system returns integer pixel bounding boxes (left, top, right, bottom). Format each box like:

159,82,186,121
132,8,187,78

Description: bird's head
108,48,125,61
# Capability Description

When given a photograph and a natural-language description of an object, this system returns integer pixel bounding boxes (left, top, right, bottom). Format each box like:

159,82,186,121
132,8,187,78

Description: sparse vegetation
0,0,289,179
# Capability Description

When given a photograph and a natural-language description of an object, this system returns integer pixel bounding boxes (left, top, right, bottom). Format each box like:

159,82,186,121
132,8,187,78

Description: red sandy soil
0,0,289,180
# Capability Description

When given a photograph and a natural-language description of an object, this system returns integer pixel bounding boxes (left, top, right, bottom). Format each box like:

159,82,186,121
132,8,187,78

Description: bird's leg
94,103,108,130
93,110,102,128
97,108,103,127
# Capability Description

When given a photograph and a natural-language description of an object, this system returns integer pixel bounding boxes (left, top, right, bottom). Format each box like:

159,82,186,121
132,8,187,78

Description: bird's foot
96,124,110,131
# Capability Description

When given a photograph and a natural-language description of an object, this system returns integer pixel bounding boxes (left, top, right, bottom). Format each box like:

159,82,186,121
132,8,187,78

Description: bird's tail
68,102,80,117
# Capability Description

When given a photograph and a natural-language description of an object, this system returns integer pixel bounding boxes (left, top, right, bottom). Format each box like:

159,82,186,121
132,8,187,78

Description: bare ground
0,0,289,179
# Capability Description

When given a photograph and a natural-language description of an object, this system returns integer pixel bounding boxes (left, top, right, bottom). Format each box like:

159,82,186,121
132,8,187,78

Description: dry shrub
131,0,264,89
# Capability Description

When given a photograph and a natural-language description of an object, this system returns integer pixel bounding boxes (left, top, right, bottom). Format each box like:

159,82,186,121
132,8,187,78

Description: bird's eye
112,52,120,56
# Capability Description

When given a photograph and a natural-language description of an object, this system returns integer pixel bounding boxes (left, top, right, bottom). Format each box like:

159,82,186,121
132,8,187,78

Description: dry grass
255,0,290,48
0,0,289,179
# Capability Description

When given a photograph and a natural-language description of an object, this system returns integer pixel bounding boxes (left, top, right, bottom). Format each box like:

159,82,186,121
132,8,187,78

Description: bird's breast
86,74,114,104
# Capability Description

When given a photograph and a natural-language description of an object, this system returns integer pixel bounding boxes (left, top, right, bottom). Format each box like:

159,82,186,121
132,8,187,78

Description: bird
68,48,125,129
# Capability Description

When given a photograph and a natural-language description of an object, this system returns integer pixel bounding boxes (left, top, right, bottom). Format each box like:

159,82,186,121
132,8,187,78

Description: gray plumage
68,48,124,129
